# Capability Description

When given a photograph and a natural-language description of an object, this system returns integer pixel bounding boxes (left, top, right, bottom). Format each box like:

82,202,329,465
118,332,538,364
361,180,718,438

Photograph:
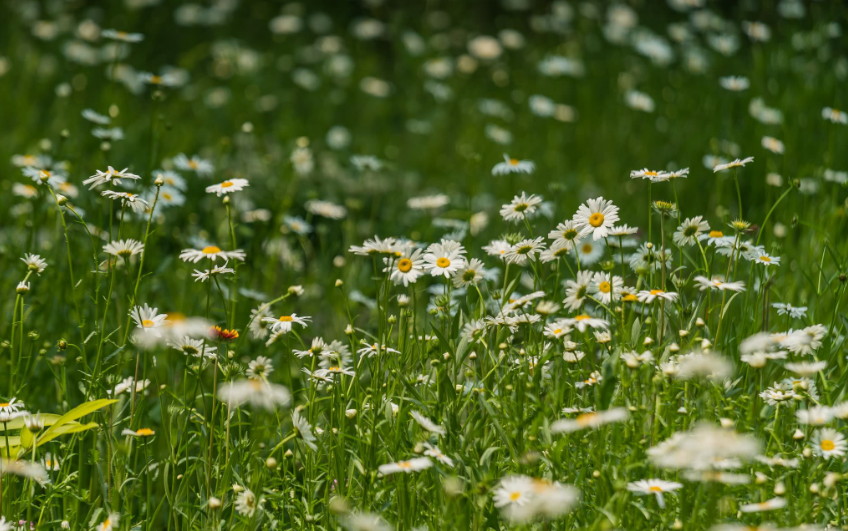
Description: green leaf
0,436,21,448
0,414,64,431
479,446,500,467
20,428,33,449
36,399,116,447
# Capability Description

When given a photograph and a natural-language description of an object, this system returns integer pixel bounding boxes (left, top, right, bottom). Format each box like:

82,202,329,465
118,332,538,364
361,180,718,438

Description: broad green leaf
0,436,21,448
36,422,100,448
20,428,33,449
36,399,116,446
0,414,64,432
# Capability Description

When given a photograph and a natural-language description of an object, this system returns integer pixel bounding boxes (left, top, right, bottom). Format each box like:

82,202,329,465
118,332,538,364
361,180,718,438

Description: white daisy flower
192,262,235,282
561,314,609,333
262,313,311,334
822,107,848,124
179,246,246,263
205,178,249,196
22,167,67,187
82,109,110,124
292,410,318,451
694,276,746,292
572,197,620,240
101,191,150,213
169,336,216,359
753,253,780,266
713,156,754,172
575,237,605,266
410,411,446,435
629,168,669,182
562,271,593,311
493,475,535,508
772,302,807,319
83,166,141,189
174,153,214,177
234,489,258,517
95,513,121,531
673,216,709,246
637,289,679,304
130,304,170,335
378,457,432,475
719,76,749,91
102,29,144,42
796,406,834,426
626,479,682,508
423,240,467,278
386,248,425,287
218,379,291,410
813,428,847,458
103,239,144,258
505,238,545,265
590,272,623,303
499,192,543,223
305,199,347,219
761,136,784,154
21,253,48,274
423,443,454,467
492,154,535,175
547,220,582,250
551,408,628,433
739,497,787,513
482,239,513,260
452,258,486,287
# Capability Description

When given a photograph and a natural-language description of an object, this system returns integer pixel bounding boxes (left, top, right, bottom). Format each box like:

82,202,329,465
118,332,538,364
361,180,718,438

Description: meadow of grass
1,0,848,529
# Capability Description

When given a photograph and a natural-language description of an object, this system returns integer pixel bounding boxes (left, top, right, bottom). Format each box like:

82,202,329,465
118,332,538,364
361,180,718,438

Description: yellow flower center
576,413,596,425
436,257,451,268
509,158,519,165
759,256,771,262
279,316,294,322
645,171,658,176
648,486,663,492
221,181,234,188
162,193,172,200
151,75,162,84
141,319,155,328
553,328,562,335
581,244,593,253
709,230,724,238
136,428,155,436
202,246,221,254
397,258,413,272
574,315,590,321
649,289,664,295
188,160,198,169
599,281,611,293
509,491,522,501
398,461,412,469
821,439,835,451
0,403,9,408
589,213,605,227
